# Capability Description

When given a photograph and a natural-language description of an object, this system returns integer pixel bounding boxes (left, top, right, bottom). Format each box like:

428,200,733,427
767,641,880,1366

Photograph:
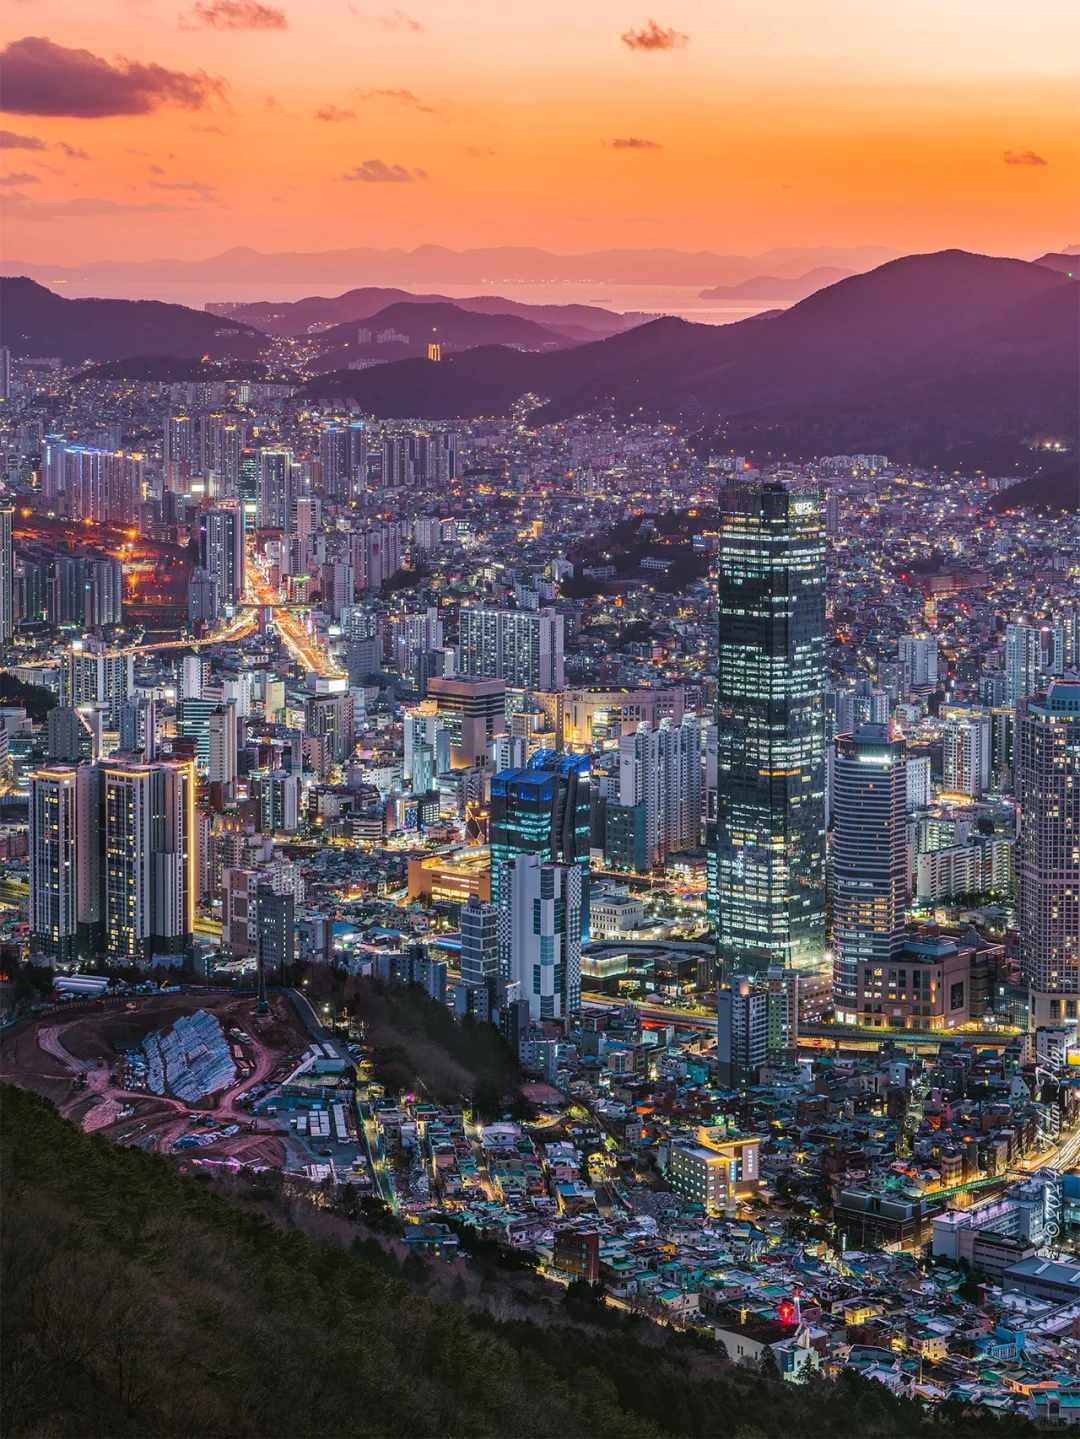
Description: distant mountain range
0,278,262,364
0,243,896,288
304,250,1078,466
698,266,854,300
217,288,636,341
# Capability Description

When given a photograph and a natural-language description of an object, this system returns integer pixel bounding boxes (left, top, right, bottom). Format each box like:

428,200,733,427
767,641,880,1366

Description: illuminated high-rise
1016,680,1080,1027
490,750,591,930
103,760,195,965
831,724,907,1022
713,482,826,976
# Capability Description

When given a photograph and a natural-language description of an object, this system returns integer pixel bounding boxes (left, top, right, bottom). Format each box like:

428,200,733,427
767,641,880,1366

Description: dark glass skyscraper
490,749,591,936
714,482,826,976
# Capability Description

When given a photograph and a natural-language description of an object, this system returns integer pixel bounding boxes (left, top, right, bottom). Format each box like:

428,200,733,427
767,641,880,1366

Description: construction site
0,991,333,1172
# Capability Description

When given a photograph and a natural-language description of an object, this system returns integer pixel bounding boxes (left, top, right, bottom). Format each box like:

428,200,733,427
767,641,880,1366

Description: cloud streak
621,19,688,51
379,9,422,31
182,0,287,29
0,128,45,150
0,36,225,117
149,178,220,200
1003,148,1047,166
314,104,354,122
609,136,661,149
355,86,440,116
341,158,428,183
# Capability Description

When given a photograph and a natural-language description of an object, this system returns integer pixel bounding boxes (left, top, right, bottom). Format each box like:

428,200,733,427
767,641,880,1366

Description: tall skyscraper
499,853,582,1022
490,750,591,925
713,481,826,976
1016,680,1080,1027
831,724,907,1022
61,641,133,724
199,504,245,607
103,760,195,965
258,448,293,530
29,766,80,963
0,504,13,645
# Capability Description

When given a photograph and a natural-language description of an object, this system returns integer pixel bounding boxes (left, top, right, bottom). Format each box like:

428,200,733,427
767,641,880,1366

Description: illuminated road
246,562,344,679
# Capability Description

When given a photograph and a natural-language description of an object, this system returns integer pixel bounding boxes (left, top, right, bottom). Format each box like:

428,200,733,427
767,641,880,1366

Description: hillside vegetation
0,1085,1039,1438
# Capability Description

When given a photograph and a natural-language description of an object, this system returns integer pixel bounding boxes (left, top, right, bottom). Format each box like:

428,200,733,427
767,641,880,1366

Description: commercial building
713,482,826,976
1016,681,1080,1027
460,893,499,986
832,725,907,1022
490,750,590,923
717,976,769,1086
427,675,505,768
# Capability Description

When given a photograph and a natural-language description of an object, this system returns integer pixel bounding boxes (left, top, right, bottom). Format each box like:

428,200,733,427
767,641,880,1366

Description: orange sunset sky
0,0,1077,263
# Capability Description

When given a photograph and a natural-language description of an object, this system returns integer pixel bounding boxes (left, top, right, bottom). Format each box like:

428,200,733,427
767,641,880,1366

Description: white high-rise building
942,709,993,798
208,705,237,789
906,754,932,812
61,641,133,724
898,635,939,695
618,715,702,864
499,853,581,1022
459,605,565,693
0,505,13,645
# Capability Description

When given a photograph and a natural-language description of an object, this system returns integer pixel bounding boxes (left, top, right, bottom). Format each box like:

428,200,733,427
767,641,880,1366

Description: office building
717,976,769,1086
832,725,907,1022
669,1136,760,1211
714,482,826,975
499,852,582,1021
427,674,505,768
490,750,591,921
906,754,932,812
460,893,499,987
1016,681,1080,1027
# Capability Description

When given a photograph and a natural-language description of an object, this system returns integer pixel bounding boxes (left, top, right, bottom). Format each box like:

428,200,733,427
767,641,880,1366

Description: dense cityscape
0,328,1077,1429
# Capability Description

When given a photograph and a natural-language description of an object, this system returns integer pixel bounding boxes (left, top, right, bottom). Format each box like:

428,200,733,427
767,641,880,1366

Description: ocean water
33,276,790,326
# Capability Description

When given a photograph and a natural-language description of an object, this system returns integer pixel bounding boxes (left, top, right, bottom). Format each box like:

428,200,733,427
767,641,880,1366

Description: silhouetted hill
0,1085,1040,1439
698,266,853,300
306,251,1077,464
224,288,633,340
0,277,264,365
73,356,292,383
986,462,1080,513
1034,252,1078,277
310,301,579,372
